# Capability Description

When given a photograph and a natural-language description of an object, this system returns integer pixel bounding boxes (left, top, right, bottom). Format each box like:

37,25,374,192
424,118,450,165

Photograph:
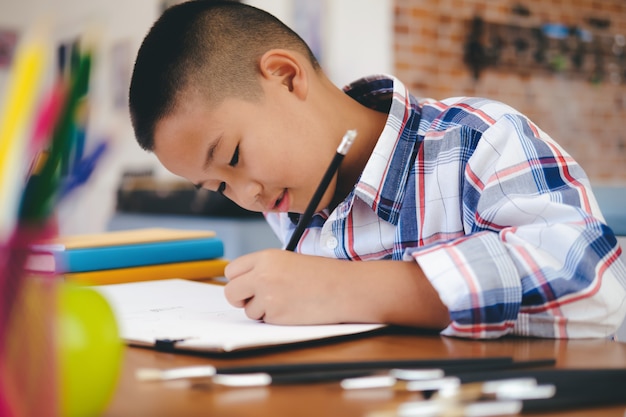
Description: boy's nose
233,179,262,210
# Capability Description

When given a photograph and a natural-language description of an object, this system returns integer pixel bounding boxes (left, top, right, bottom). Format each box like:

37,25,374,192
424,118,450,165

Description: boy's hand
223,249,347,325
223,249,451,329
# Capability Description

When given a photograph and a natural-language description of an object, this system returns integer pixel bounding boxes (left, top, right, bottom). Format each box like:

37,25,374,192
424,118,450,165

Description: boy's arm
405,114,626,339
224,249,451,329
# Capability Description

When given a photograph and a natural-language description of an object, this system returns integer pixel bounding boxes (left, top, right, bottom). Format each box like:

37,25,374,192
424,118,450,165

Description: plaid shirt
265,75,626,339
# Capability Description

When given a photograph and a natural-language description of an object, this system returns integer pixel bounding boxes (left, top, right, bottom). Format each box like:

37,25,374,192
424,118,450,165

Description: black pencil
284,129,357,251
215,356,515,375
136,357,556,387
212,357,554,387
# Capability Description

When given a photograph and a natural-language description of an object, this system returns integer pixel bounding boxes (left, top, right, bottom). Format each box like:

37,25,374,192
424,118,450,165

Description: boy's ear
258,49,308,100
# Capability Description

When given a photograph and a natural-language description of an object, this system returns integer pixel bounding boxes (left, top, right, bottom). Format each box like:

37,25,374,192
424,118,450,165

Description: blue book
25,228,225,273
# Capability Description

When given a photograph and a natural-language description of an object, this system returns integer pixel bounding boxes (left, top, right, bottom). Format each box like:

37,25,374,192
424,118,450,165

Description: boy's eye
229,145,239,167
213,145,238,196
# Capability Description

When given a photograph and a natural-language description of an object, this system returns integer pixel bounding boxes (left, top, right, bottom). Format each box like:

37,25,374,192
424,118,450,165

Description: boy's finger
224,253,255,279
243,297,266,322
223,275,255,308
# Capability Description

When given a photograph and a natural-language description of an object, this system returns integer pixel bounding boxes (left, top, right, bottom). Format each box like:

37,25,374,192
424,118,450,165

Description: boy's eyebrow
203,135,222,171
193,135,222,190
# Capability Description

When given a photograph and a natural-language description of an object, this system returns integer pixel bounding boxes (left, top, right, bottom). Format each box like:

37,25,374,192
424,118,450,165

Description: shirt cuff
404,231,522,338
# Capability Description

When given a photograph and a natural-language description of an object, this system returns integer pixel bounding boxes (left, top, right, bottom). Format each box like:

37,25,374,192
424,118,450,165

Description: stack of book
25,228,228,285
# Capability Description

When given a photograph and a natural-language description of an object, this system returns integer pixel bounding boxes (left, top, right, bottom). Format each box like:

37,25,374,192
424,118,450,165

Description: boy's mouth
272,189,289,212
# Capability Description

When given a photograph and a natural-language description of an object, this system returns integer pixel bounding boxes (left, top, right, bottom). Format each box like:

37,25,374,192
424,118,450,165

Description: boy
128,0,626,339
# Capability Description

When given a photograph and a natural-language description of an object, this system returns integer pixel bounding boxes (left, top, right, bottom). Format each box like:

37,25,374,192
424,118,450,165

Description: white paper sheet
94,279,384,353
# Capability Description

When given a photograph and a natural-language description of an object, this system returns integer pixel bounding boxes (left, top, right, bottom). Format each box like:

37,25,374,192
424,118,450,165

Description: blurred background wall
395,0,626,183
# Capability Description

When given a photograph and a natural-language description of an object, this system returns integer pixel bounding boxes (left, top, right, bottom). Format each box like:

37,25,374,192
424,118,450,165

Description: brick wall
394,0,626,184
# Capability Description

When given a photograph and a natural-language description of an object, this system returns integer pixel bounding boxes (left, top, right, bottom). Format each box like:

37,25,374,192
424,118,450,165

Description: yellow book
63,258,229,286
32,227,217,250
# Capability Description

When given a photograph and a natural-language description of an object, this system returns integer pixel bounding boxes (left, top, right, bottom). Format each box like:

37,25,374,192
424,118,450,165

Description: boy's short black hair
129,0,319,151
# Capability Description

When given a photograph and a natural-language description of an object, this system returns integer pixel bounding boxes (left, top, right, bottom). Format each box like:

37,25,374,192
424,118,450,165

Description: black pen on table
284,129,357,251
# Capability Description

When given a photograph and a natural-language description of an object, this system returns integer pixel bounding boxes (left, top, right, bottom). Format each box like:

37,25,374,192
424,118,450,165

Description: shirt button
326,236,338,249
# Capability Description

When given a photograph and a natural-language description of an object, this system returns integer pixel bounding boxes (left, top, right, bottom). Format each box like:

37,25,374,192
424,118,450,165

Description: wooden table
102,328,626,417
104,329,626,417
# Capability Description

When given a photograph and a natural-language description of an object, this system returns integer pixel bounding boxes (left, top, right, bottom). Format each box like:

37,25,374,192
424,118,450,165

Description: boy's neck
324,79,388,210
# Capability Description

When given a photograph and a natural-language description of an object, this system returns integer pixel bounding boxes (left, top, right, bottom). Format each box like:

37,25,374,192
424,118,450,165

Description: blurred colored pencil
19,51,93,223
0,34,48,242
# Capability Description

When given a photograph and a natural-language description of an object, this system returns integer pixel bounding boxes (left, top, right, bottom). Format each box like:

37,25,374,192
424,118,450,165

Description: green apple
57,283,123,417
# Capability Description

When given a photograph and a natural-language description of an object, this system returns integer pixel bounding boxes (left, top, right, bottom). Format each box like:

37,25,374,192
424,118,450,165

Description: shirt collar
342,75,422,225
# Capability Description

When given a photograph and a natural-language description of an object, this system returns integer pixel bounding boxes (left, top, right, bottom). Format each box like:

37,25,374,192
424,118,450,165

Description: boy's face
153,89,338,214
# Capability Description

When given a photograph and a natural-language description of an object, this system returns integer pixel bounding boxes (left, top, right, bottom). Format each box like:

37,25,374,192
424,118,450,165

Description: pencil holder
1,224,59,417
2,276,58,417
1,224,123,417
